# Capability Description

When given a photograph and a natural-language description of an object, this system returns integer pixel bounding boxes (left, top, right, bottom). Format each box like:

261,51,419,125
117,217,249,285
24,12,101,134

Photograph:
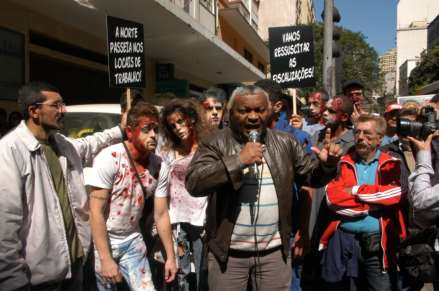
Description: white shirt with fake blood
86,143,161,243
155,150,208,227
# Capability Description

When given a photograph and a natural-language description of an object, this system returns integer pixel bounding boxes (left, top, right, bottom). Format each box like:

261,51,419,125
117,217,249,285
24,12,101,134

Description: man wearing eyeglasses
0,82,125,291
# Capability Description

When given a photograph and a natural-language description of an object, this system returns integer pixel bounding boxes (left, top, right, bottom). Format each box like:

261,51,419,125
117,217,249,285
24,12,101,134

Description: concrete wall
258,0,297,42
396,28,427,95
218,15,267,72
383,71,396,96
397,0,439,29
395,0,439,95
398,59,419,95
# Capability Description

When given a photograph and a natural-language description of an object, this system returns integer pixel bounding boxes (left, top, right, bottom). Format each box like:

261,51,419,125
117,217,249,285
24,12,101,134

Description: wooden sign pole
126,87,132,112
292,88,297,115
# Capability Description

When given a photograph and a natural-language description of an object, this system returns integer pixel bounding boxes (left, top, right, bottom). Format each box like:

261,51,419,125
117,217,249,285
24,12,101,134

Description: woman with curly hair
154,98,208,291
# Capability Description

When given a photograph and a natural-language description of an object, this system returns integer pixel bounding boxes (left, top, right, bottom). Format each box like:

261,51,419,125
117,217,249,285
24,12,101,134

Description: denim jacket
0,121,122,290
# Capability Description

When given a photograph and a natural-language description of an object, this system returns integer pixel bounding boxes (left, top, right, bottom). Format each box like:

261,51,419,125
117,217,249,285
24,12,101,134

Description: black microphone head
249,130,260,143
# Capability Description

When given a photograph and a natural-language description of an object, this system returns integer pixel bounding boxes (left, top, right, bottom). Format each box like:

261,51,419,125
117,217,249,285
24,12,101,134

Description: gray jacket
0,121,122,290
409,149,439,228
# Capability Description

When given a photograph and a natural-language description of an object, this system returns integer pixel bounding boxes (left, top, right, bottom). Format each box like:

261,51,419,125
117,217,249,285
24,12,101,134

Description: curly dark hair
127,101,159,127
160,98,207,150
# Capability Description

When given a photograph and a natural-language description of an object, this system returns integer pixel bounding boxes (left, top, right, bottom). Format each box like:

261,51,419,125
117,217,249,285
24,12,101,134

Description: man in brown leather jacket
186,85,342,291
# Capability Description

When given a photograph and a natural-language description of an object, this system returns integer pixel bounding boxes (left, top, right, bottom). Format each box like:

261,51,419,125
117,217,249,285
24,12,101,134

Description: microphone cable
252,161,263,291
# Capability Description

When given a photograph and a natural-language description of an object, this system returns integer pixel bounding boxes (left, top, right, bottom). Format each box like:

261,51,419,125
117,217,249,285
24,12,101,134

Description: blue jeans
349,251,395,291
290,263,302,291
172,223,204,291
94,234,155,291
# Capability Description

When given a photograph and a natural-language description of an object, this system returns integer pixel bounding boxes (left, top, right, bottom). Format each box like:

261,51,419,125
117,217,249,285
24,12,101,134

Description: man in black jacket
186,85,342,291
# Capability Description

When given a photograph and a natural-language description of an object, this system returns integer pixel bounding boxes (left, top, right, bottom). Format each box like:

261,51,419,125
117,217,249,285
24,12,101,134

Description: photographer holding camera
408,129,439,228
395,103,439,227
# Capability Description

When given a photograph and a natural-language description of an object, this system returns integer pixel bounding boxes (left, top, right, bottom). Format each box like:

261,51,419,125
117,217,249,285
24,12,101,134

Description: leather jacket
186,127,338,263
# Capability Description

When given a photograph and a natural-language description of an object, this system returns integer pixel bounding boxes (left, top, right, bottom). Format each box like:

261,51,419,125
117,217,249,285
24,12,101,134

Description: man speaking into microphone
186,85,343,291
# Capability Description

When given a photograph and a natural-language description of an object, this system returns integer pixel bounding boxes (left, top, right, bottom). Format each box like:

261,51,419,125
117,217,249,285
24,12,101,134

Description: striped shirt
230,158,281,251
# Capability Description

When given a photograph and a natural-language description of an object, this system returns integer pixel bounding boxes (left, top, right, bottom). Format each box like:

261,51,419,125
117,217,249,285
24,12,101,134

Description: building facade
0,0,268,113
379,48,397,96
396,0,439,95
427,14,439,49
399,59,420,96
257,0,314,42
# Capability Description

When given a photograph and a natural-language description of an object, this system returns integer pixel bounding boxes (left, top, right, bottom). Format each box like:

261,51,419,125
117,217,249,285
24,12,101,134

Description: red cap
384,103,402,114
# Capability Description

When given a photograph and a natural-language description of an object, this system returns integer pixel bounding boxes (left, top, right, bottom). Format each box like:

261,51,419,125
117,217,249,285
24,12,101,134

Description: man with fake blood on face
300,90,329,136
185,85,343,291
301,96,356,290
87,101,177,291
198,87,227,129
316,95,355,152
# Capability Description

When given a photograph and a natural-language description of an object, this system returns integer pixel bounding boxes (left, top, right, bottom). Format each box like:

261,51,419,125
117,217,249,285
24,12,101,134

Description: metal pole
331,58,336,96
323,0,333,97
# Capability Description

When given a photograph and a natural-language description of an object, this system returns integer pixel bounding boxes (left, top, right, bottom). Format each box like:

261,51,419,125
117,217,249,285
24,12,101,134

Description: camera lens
397,118,423,138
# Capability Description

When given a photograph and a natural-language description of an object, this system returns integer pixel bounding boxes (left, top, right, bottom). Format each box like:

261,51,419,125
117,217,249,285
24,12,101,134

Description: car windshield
61,112,120,138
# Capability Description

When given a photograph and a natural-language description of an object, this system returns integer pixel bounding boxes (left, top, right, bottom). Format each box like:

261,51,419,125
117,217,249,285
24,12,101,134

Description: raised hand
351,103,361,125
290,114,303,129
311,128,343,166
407,130,439,152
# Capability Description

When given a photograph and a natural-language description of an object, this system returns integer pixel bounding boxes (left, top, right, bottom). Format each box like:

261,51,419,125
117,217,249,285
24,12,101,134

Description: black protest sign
269,26,315,88
107,16,145,88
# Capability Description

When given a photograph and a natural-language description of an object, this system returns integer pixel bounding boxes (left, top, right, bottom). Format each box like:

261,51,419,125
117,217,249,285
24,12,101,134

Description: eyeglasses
35,102,66,110
141,123,159,134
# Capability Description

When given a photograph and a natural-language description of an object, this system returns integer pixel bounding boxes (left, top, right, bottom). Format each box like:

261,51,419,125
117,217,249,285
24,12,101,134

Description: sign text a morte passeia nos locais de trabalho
107,16,145,88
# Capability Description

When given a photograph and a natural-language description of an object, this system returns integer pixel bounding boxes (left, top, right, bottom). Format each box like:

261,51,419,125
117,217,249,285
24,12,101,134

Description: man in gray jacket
0,82,124,291
408,130,439,228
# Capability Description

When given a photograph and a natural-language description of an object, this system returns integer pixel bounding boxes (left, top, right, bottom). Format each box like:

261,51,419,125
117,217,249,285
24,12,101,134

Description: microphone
249,130,260,176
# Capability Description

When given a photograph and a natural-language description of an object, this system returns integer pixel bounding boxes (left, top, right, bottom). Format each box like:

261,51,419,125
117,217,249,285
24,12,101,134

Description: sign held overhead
269,26,315,88
107,16,145,88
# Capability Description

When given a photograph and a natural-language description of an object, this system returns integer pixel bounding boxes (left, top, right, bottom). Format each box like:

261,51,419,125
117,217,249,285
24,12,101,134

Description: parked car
62,104,121,138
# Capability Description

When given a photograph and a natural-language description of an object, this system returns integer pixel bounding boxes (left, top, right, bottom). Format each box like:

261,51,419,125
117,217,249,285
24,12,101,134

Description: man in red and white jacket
319,114,406,290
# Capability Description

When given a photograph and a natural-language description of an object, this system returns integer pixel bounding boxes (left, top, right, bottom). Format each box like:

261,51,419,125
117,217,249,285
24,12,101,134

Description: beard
355,142,370,158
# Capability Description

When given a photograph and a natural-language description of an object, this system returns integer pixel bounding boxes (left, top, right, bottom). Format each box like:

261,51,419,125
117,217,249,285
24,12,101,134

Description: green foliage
302,22,381,97
408,46,439,94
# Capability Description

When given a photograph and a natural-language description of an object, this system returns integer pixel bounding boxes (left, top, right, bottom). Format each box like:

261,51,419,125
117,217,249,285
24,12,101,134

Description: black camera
397,106,439,139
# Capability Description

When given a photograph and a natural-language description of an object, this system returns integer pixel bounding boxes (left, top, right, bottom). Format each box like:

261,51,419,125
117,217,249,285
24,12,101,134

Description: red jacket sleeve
355,184,401,205
354,160,402,206
326,163,370,217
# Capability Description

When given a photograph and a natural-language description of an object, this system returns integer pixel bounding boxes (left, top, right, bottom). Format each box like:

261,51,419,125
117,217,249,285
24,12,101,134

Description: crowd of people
0,80,439,291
